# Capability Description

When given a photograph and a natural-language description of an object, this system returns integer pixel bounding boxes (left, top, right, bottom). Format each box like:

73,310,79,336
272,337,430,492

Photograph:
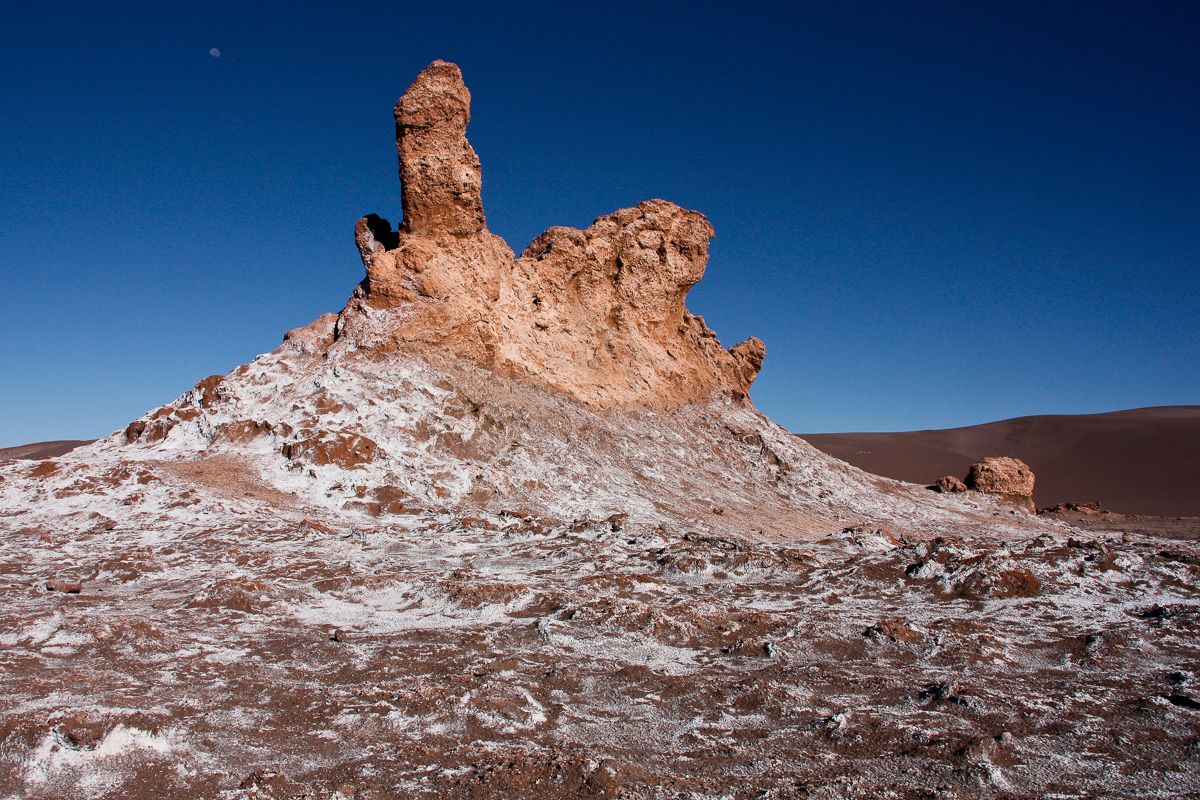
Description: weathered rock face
966,457,1035,497
342,60,764,409
394,60,485,237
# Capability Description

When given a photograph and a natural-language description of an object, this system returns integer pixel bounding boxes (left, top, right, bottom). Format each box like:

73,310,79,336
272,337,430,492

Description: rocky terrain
1,61,1197,799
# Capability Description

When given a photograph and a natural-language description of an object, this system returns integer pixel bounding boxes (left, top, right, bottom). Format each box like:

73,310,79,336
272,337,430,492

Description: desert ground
2,61,1197,799
801,406,1200,517
0,442,96,462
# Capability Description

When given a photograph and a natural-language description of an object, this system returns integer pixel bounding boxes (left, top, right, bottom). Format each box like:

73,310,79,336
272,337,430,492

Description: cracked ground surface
1,494,1198,798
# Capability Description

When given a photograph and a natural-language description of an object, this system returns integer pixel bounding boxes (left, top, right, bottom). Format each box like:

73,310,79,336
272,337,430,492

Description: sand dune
800,406,1200,517
0,440,96,461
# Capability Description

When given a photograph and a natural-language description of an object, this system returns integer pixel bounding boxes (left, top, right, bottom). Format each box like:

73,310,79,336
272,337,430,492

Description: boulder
930,476,968,494
966,457,1035,497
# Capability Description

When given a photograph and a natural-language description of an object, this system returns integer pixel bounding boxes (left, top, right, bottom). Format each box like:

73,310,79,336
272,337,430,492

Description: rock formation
394,60,485,237
928,460,1034,507
965,456,1036,511
106,59,1046,542
6,61,1173,800
965,456,1035,497
341,60,764,409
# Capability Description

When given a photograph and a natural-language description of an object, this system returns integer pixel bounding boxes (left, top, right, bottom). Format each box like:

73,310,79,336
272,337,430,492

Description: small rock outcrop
1039,501,1106,516
930,476,968,494
339,60,764,410
966,457,1035,501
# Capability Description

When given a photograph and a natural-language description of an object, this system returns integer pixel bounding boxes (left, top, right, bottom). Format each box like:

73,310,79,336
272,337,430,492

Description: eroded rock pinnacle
394,60,486,236
343,60,765,410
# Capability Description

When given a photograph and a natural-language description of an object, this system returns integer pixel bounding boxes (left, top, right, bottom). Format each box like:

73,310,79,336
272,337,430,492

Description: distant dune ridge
0,440,94,461
800,406,1200,517
7,406,1195,516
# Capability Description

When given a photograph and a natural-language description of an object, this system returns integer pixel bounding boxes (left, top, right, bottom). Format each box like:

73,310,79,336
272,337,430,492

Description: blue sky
2,1,1197,446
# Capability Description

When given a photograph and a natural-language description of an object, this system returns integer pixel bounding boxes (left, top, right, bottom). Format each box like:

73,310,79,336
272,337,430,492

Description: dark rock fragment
1166,692,1200,710
930,476,968,493
920,682,970,706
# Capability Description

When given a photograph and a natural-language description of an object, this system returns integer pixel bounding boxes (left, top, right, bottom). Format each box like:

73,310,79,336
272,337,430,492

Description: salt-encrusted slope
89,59,1046,541
84,321,1035,542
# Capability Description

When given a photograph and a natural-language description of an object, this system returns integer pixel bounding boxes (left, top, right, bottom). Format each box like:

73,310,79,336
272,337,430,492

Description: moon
209,48,220,58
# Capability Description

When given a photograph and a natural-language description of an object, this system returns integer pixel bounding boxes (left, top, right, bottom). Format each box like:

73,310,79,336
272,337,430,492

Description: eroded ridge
342,60,764,409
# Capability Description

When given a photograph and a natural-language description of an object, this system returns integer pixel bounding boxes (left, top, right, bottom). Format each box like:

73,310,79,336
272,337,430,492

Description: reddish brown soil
0,440,97,460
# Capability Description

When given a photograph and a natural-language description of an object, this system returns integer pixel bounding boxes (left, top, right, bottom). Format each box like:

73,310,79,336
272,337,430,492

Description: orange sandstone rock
966,457,1035,498
395,60,486,237
338,60,764,410
931,476,968,493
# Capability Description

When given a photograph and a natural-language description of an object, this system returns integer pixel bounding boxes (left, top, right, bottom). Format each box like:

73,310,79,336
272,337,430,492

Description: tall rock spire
394,60,486,236
347,60,766,410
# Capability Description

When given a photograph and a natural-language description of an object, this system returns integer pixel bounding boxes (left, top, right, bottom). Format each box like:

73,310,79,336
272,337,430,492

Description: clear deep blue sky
2,1,1197,446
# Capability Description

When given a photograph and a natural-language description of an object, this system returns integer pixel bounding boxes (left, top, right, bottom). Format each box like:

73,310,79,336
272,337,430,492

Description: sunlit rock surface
347,60,764,410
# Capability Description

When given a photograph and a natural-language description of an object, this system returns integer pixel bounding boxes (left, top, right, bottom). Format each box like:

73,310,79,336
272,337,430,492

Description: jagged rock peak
395,60,485,236
344,60,765,410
